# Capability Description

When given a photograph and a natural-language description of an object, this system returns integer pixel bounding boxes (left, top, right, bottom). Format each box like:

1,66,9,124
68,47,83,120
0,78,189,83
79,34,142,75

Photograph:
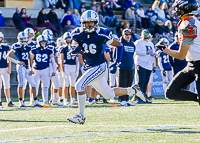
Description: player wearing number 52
29,35,56,107
6,32,41,108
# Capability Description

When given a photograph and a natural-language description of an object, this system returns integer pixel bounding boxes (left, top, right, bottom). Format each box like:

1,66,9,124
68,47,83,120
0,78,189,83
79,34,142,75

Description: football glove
155,41,166,51
162,70,166,77
109,62,120,74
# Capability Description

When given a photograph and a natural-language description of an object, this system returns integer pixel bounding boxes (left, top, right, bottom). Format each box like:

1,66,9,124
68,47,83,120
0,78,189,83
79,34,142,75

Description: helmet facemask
82,21,98,33
39,41,47,49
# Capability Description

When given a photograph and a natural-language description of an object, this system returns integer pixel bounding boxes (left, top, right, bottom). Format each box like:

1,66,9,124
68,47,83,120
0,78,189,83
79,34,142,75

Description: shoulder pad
12,43,21,49
96,27,112,38
71,27,83,37
179,19,197,38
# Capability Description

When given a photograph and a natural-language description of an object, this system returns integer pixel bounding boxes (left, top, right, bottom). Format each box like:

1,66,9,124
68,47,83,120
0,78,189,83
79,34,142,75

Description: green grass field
0,99,200,143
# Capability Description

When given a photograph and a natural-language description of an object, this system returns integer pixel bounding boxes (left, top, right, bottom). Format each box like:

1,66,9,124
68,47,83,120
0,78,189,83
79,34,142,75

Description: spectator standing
60,9,74,28
72,9,81,27
13,7,27,30
118,29,136,106
79,3,86,15
125,5,136,28
37,8,56,34
47,7,62,36
0,10,5,27
134,29,155,104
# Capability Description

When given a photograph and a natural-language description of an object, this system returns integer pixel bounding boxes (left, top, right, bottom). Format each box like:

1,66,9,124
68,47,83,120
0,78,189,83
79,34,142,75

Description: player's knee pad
75,81,85,92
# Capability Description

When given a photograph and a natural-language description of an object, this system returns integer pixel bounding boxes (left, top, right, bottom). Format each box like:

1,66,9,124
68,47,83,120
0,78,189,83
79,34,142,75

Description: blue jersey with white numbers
0,44,10,68
71,27,113,68
28,41,37,47
31,46,53,70
157,50,171,70
12,43,32,66
60,46,76,65
119,37,135,70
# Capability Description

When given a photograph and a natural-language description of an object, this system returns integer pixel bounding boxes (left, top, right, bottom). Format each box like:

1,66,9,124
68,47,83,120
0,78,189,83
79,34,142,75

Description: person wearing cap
47,7,62,37
134,29,156,104
0,10,5,27
117,29,136,106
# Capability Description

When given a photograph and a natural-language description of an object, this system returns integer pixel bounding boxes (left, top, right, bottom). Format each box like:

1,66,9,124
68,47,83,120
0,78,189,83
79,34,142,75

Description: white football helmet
81,10,99,33
160,38,169,46
0,31,4,43
56,37,65,47
37,35,48,48
17,32,28,45
24,28,35,40
42,29,53,38
63,32,71,40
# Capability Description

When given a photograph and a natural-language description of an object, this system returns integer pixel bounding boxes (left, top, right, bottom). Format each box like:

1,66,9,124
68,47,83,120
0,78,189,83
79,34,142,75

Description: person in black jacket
12,7,27,30
47,7,61,36
37,8,56,34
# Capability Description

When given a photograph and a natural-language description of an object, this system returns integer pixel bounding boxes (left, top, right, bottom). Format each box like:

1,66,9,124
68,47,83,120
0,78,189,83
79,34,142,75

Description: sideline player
67,10,146,124
30,35,56,106
156,38,173,92
156,0,200,103
60,32,79,105
7,32,40,107
24,28,37,47
0,32,16,107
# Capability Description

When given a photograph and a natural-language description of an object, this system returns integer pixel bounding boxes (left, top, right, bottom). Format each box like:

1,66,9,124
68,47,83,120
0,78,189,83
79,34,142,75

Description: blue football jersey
31,46,53,70
157,50,171,70
47,45,57,56
49,41,56,47
28,41,37,47
0,44,10,68
12,43,32,66
60,46,76,65
71,27,113,68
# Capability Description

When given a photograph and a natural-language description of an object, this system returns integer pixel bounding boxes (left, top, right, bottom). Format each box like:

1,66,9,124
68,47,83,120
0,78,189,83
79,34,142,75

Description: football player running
30,35,56,106
156,38,173,93
0,32,16,108
67,10,146,124
60,32,79,105
156,0,200,103
7,32,41,107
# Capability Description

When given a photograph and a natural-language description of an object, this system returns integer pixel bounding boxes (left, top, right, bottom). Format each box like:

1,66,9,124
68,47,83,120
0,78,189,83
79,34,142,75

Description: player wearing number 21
7,32,41,107
67,10,146,124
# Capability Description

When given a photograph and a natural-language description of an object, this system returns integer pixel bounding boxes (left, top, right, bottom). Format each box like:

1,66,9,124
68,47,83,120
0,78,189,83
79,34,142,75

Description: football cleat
63,101,70,106
147,96,156,100
126,101,136,106
131,84,146,102
103,98,109,103
0,102,3,108
19,104,26,108
43,101,51,107
71,100,78,105
110,98,116,103
34,103,43,108
8,101,17,107
52,100,63,106
89,100,97,105
120,101,128,106
67,114,86,125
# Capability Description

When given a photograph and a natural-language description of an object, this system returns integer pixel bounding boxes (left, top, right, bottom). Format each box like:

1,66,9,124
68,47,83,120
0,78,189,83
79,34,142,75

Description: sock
64,98,68,104
147,92,151,97
78,94,86,116
19,98,23,101
71,98,75,102
51,94,53,100
53,93,58,101
6,98,11,104
96,95,100,99
19,100,24,105
34,97,38,104
127,87,135,95
163,83,167,91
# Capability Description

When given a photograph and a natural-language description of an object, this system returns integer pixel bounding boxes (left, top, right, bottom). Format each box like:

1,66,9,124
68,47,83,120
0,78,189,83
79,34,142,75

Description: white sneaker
131,84,146,102
29,102,35,107
71,100,78,105
110,98,116,103
120,101,128,106
67,113,86,124
89,100,97,105
126,101,136,106
52,100,63,106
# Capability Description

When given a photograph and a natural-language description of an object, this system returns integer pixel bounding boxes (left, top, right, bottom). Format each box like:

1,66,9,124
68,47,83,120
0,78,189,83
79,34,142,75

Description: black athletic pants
118,69,134,101
165,61,199,103
136,65,152,94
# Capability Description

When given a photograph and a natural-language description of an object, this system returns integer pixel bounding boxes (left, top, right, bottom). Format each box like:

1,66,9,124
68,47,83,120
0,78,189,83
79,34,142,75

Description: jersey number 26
82,43,97,54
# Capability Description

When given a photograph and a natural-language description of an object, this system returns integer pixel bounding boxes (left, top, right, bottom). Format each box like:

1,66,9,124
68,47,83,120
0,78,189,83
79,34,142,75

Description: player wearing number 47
7,32,42,108
67,10,147,125
156,0,200,104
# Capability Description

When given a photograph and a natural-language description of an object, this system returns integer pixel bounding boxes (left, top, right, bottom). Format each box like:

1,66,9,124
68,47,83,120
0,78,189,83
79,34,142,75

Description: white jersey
178,16,200,61
134,39,155,70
